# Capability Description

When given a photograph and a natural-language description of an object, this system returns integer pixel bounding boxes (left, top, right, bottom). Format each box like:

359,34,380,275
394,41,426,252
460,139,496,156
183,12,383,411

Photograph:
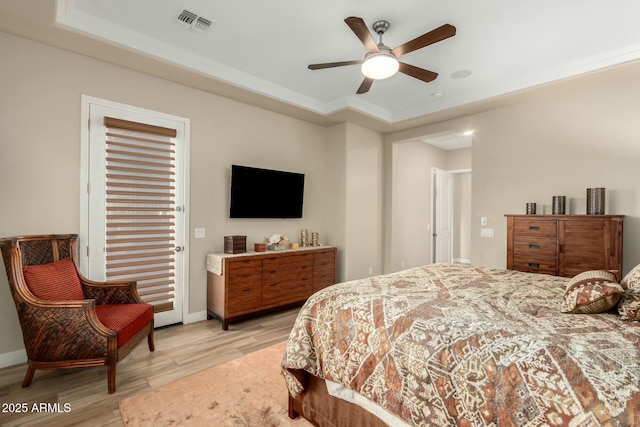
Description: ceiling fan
308,17,456,94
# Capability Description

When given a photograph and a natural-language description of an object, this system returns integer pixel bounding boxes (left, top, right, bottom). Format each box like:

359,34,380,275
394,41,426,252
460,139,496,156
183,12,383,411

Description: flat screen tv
229,165,305,218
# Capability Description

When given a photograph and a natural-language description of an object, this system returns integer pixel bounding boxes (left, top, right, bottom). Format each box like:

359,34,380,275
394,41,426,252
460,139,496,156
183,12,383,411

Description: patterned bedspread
282,263,640,426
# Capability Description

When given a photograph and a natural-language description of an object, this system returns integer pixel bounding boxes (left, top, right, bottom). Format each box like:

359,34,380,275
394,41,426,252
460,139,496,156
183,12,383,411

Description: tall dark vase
552,196,566,215
587,188,605,215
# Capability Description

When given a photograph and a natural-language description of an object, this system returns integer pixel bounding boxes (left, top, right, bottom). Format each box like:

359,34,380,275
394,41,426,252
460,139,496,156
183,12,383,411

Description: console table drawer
512,257,557,275
513,219,557,237
513,237,557,258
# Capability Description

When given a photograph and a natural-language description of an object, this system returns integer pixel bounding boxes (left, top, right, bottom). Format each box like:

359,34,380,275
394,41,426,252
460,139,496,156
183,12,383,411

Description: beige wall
344,123,384,280
448,148,472,263
325,123,385,282
453,172,472,262
386,141,446,272
324,124,348,281
3,29,640,363
0,33,332,358
387,70,640,274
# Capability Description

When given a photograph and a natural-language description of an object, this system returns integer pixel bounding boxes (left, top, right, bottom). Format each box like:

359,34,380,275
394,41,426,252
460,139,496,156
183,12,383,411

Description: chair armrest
79,276,145,305
72,253,144,305
18,299,116,362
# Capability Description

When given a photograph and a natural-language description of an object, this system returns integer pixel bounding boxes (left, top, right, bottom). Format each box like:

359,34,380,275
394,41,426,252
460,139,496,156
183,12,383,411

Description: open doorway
424,132,472,265
432,168,472,264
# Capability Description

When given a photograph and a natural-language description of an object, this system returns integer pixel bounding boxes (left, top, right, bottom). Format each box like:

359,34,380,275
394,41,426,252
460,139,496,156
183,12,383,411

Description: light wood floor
0,307,300,427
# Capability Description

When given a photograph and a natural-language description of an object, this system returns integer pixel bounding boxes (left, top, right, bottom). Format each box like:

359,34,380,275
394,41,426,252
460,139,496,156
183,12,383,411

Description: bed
281,263,640,427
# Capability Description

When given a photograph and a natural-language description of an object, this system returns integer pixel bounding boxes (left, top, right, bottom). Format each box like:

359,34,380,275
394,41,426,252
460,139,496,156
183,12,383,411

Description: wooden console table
505,214,623,278
206,246,337,330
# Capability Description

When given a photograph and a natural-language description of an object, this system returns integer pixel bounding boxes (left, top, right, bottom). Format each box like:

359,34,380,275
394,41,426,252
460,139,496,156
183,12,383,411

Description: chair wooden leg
148,329,155,352
108,363,116,394
22,366,35,388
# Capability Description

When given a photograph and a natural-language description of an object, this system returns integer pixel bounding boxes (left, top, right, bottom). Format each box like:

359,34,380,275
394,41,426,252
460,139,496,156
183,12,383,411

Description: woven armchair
0,234,155,394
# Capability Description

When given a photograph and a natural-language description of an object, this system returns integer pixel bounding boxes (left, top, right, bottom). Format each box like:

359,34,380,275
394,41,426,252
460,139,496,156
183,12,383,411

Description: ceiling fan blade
398,62,438,83
356,77,374,94
392,24,456,57
308,59,364,70
345,16,380,53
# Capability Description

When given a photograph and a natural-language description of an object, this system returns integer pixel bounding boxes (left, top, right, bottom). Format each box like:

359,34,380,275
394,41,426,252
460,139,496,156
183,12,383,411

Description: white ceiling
2,1,640,132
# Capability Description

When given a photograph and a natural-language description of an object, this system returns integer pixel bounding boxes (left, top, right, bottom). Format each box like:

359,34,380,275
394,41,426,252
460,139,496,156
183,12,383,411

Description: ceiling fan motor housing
372,20,390,35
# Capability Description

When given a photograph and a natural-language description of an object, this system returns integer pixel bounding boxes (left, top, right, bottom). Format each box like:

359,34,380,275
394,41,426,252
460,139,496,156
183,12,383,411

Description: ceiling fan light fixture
361,53,399,80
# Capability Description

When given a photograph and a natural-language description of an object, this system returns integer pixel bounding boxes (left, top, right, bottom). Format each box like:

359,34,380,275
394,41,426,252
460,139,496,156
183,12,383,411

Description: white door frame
79,95,191,326
431,167,471,264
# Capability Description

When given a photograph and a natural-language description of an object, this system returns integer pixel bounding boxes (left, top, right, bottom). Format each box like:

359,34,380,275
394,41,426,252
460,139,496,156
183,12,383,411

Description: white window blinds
103,117,178,313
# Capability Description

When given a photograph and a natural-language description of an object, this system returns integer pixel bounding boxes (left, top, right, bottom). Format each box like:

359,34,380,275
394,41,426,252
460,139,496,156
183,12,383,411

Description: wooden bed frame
287,370,388,427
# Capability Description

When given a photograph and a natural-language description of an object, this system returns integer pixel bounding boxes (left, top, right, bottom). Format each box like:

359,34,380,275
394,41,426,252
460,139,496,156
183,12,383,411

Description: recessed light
451,70,472,79
430,91,443,98
463,130,474,136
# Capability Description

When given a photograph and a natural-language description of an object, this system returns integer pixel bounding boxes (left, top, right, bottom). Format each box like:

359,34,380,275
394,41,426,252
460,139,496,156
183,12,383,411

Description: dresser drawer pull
529,226,540,231
528,263,540,268
528,244,540,249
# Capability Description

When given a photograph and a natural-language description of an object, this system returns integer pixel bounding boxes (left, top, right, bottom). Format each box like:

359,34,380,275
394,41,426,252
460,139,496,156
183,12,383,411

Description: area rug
119,341,310,426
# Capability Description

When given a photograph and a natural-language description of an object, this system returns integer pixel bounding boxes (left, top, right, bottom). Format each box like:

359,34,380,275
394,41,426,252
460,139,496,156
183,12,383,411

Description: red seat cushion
95,304,154,347
22,258,84,301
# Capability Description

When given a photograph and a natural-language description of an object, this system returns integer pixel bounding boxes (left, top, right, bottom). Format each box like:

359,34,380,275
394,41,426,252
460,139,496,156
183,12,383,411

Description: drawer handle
528,244,540,249
529,226,540,231
528,263,540,268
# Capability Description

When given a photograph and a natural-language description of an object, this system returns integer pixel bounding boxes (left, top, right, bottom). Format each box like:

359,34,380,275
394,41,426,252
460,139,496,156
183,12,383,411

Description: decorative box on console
224,235,247,254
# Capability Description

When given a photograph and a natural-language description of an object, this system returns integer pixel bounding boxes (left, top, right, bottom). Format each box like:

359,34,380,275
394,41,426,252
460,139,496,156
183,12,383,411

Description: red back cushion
22,258,84,301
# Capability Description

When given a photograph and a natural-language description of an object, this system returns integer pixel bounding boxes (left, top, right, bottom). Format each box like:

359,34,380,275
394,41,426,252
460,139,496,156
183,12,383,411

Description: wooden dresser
206,247,337,329
505,215,623,278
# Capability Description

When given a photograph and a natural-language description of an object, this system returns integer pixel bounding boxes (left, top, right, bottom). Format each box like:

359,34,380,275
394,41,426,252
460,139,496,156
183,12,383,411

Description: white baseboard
187,310,207,324
0,348,27,369
453,258,472,264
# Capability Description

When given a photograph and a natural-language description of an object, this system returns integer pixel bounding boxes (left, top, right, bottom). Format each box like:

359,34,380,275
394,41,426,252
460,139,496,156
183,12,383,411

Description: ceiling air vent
176,9,214,35
192,17,213,34
177,10,197,27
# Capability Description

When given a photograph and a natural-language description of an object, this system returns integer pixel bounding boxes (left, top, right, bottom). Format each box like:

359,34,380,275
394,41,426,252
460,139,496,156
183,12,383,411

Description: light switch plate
194,227,205,239
481,216,488,226
480,228,494,238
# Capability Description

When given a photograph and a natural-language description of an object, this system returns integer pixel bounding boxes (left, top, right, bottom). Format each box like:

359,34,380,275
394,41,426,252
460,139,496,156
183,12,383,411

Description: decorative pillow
561,270,623,314
621,264,640,290
617,288,640,321
22,258,84,301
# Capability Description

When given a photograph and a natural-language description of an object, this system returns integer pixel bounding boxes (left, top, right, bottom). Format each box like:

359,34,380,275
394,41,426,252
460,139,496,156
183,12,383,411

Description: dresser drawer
227,286,261,316
262,276,313,306
313,272,336,292
513,219,557,237
226,258,262,275
513,257,557,275
513,237,557,258
263,265,313,285
263,253,313,271
228,273,262,290
314,250,335,265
